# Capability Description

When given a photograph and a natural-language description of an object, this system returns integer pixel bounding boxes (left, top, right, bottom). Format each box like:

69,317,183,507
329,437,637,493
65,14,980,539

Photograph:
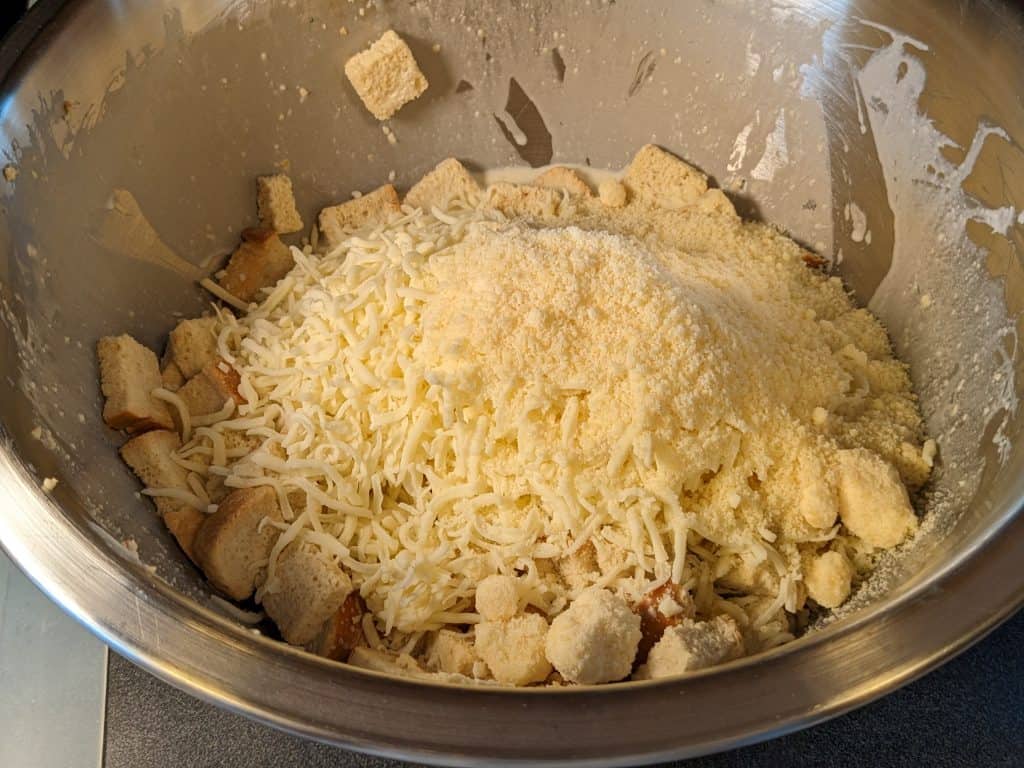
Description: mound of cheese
197,161,932,659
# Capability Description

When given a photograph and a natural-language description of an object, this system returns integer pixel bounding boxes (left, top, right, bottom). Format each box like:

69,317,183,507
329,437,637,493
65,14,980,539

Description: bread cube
218,227,294,304
404,158,479,210
193,486,282,600
98,335,174,433
261,540,353,645
344,30,428,120
257,174,304,234
318,184,401,248
167,317,219,379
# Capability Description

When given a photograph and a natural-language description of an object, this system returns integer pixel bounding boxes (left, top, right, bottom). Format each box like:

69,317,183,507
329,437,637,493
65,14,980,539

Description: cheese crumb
804,550,853,608
633,616,743,679
598,179,627,207
41,477,59,492
475,614,551,685
922,438,938,468
475,574,520,621
545,588,640,684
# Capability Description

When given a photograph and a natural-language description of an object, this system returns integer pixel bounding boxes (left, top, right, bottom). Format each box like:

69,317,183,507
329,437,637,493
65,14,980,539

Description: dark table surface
103,609,1023,768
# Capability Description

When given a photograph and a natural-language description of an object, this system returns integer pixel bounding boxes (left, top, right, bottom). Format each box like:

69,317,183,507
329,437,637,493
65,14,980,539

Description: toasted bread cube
308,592,366,661
261,540,353,645
163,505,206,563
222,430,262,454
218,227,294,304
177,360,243,419
120,430,187,517
318,184,401,248
257,174,304,234
193,486,281,600
160,360,185,392
486,183,563,220
344,30,428,121
634,582,696,664
533,166,592,197
404,158,479,210
98,335,174,433
625,144,708,210
167,317,219,379
120,430,205,561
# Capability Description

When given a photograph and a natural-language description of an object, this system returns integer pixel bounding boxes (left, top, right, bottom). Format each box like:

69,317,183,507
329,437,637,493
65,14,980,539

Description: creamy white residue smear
751,110,788,182
844,202,869,243
812,19,1021,624
858,21,1018,461
727,118,756,173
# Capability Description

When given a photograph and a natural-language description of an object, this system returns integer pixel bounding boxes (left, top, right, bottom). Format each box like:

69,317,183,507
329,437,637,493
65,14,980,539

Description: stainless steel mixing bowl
1,0,1022,764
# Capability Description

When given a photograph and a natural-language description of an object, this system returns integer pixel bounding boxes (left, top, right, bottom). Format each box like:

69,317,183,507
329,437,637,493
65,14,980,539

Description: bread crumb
3,164,18,182
41,477,58,492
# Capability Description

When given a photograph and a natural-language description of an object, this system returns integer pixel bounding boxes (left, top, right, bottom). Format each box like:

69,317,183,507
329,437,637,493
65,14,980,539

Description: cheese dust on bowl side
100,147,935,687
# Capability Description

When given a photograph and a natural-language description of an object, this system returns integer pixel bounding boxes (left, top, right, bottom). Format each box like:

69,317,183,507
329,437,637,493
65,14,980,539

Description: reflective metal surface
0,0,1022,764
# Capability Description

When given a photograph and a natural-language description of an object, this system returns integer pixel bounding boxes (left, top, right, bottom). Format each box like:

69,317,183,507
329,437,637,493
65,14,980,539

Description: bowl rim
0,0,1022,764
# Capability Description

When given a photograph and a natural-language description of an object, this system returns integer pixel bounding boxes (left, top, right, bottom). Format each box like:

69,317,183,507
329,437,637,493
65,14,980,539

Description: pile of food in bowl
96,29,935,687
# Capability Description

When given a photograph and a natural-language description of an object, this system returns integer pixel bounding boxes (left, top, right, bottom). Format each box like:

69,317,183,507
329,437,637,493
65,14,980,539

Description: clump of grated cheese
176,177,931,650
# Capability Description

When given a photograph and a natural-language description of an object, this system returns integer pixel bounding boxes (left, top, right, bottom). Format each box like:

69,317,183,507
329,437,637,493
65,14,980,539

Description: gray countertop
102,603,1023,768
